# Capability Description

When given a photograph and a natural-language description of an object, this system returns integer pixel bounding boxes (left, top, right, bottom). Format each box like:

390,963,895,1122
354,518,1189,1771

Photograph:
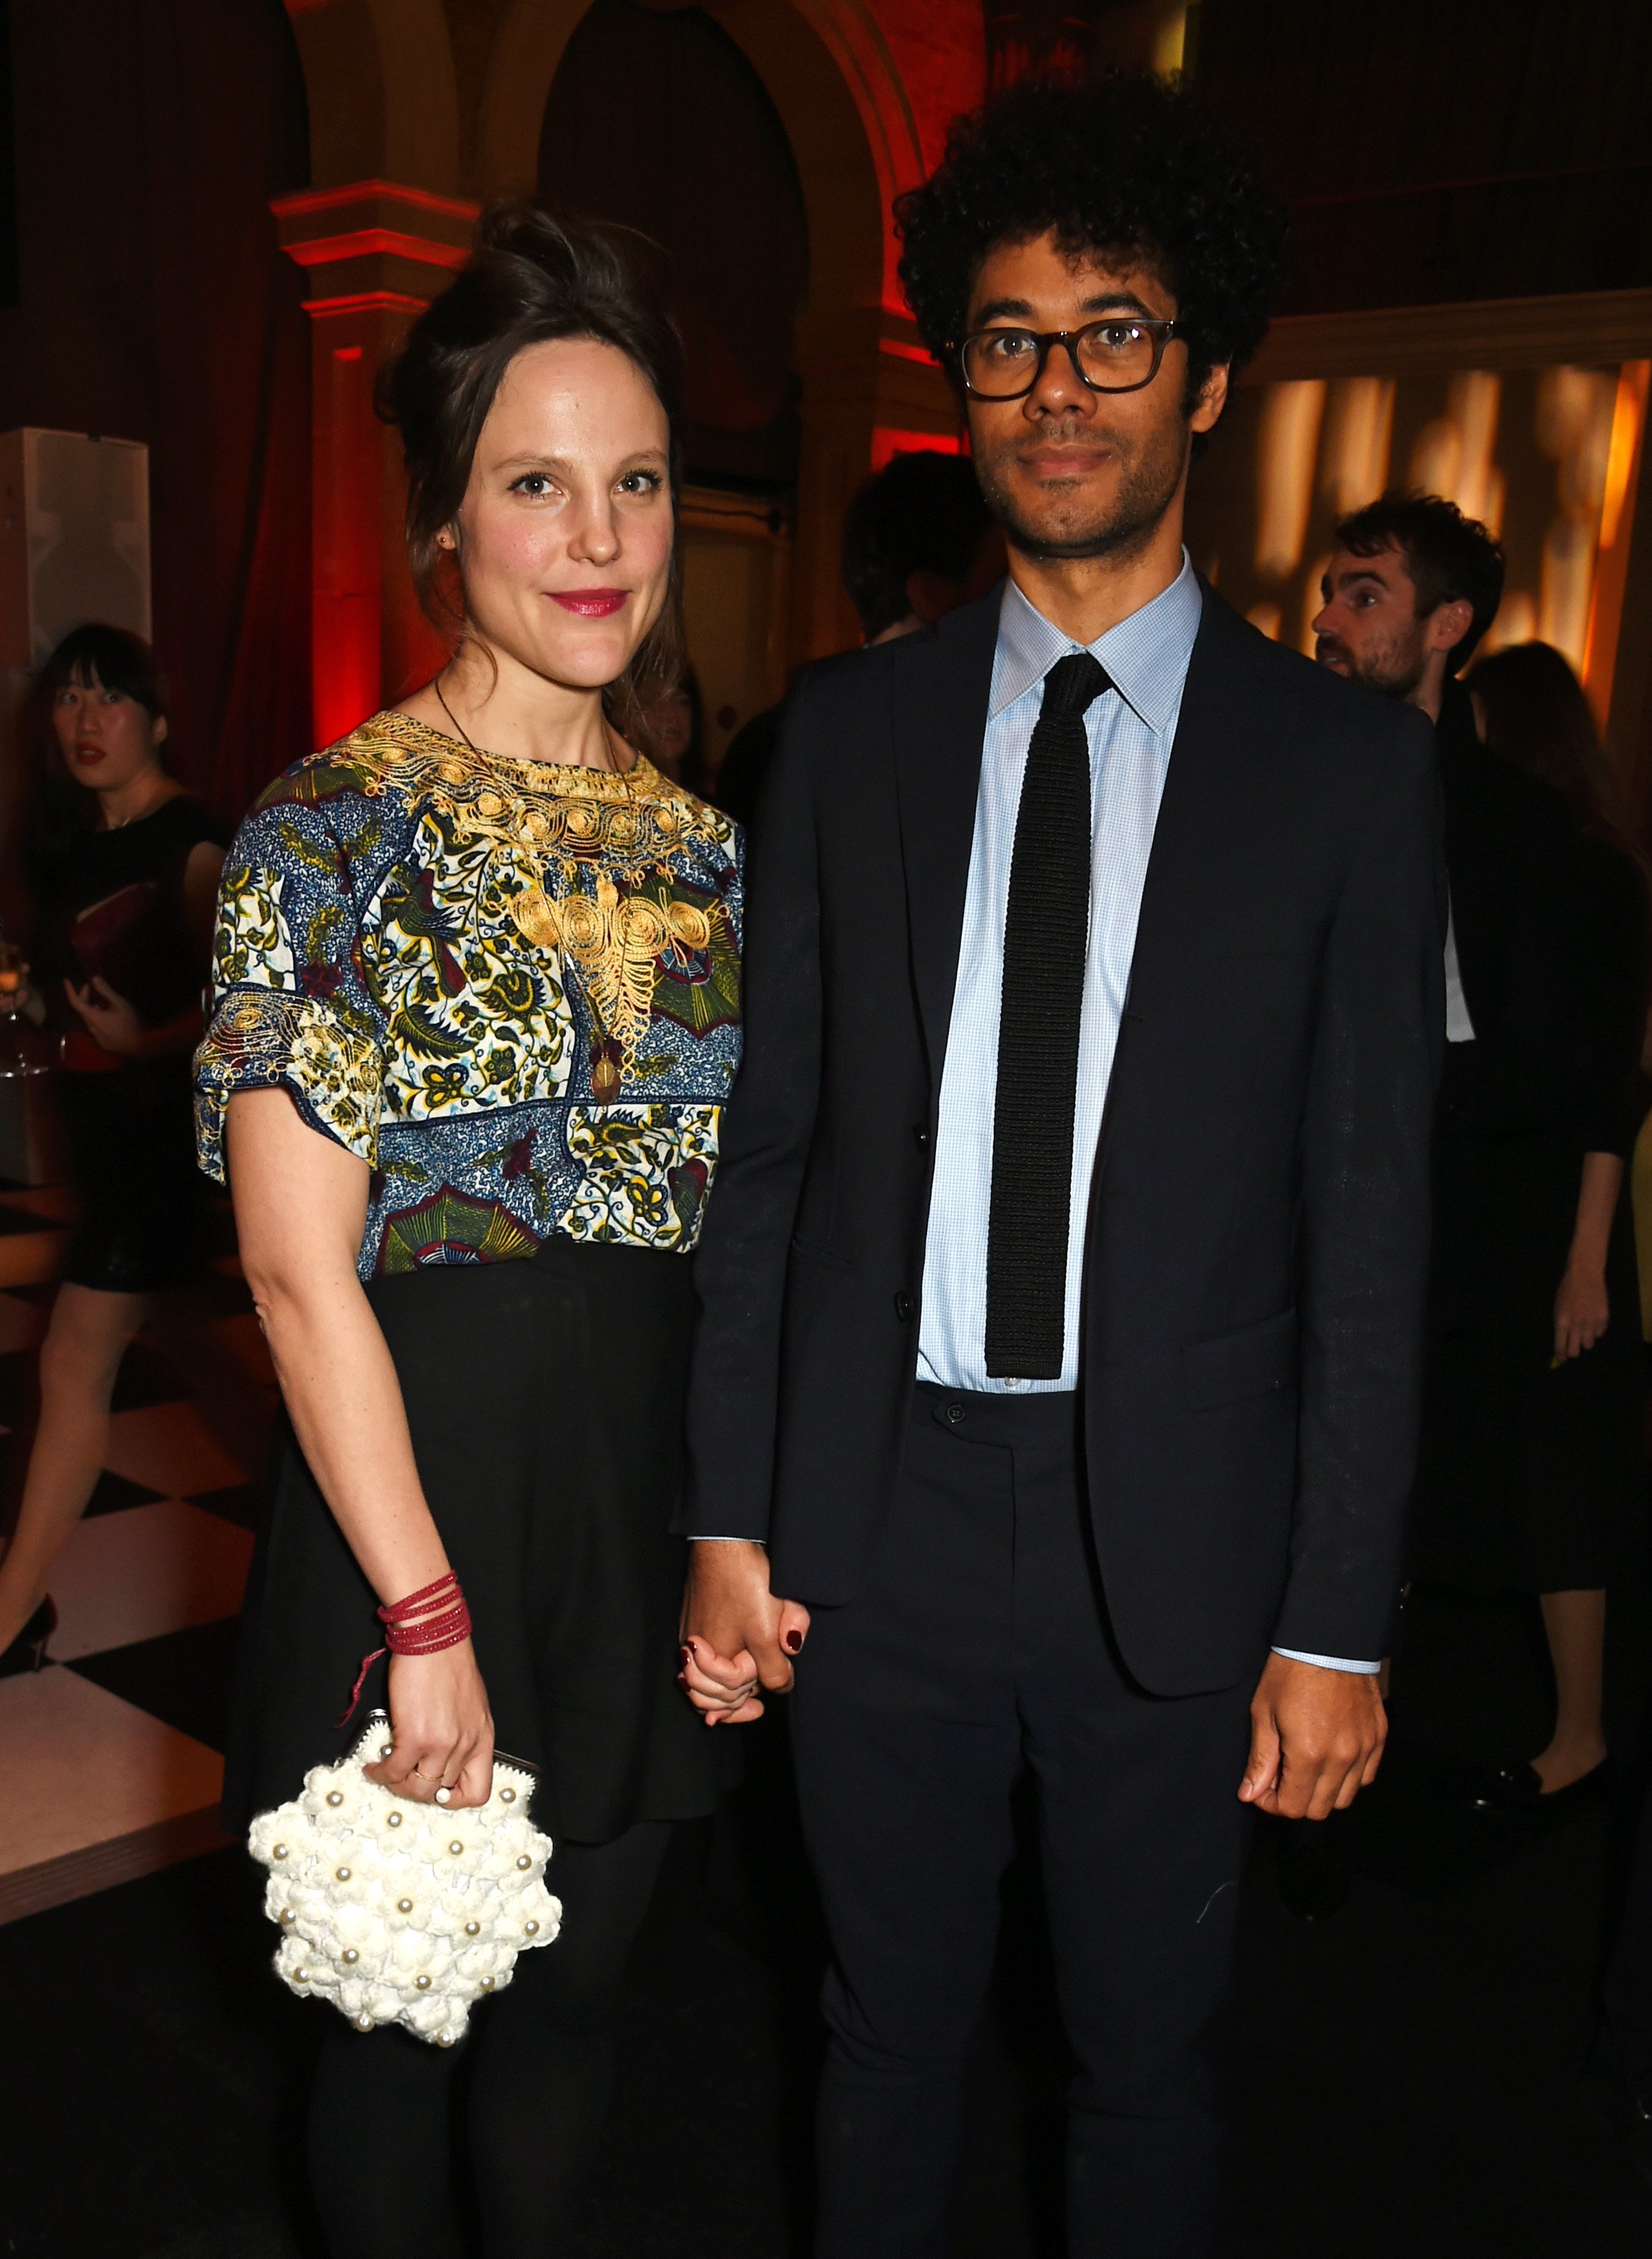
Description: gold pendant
590,1040,621,1105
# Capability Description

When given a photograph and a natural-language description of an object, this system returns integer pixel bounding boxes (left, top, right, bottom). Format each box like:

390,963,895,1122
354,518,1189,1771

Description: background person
0,623,251,1675
680,72,1438,2258
839,446,1006,646
200,205,743,2258
1468,639,1648,1803
638,661,707,793
1313,501,1640,1805
714,447,1002,827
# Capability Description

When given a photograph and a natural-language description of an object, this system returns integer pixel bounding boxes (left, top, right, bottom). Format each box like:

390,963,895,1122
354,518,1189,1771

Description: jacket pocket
788,1233,855,1274
1182,1307,1297,1410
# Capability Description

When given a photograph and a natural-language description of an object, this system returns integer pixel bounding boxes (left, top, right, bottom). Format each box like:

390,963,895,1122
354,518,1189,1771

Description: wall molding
1248,291,1652,385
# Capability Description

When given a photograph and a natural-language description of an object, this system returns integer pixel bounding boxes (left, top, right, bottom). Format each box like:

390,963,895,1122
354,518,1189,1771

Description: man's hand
1239,1653,1385,1820
678,1538,811,1727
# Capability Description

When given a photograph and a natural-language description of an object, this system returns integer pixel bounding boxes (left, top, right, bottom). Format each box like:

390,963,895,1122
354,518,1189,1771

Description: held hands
364,1642,495,1809
679,1538,811,1726
1553,1260,1609,1361
1239,1652,1385,1821
65,975,146,1056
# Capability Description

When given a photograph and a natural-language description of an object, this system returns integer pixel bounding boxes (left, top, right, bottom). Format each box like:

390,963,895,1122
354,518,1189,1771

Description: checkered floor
0,1184,273,1922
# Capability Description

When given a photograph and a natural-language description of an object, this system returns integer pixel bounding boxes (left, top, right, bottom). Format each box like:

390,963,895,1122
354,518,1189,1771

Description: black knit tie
984,651,1111,1379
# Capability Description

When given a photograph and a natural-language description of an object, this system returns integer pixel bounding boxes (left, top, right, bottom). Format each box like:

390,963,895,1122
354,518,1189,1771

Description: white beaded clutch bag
248,1710,562,2047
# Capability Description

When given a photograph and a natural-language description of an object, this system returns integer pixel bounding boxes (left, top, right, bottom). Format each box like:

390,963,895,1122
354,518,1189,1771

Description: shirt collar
989,549,1203,733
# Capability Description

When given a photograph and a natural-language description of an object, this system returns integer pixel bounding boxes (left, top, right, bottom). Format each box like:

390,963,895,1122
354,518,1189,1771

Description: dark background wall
0,0,312,825
1195,0,1652,313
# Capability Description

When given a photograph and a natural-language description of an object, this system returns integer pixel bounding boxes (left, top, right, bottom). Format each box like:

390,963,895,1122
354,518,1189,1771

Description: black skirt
57,1063,209,1294
222,1236,737,1843
1410,1086,1646,1593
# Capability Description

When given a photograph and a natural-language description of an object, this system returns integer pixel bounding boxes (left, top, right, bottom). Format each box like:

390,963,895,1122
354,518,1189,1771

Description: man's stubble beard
1314,629,1428,703
974,413,1188,566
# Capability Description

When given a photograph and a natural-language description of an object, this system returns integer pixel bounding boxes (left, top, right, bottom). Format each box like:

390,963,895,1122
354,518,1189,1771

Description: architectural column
271,180,478,745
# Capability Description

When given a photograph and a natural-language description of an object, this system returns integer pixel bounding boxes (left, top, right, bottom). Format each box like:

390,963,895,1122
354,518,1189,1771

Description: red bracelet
334,1571,473,1728
376,1572,460,1623
379,1571,471,1654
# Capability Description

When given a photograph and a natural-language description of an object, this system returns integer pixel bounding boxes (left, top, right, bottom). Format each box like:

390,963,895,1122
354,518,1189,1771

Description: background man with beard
1315,499,1641,1825
1311,492,1504,725
678,75,1444,2258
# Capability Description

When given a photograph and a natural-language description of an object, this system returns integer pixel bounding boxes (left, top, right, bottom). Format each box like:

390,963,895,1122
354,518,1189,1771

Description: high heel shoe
1473,1753,1609,1813
0,1596,56,1678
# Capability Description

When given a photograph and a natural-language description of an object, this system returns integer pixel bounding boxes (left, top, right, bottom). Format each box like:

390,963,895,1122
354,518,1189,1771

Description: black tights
306,1819,671,2257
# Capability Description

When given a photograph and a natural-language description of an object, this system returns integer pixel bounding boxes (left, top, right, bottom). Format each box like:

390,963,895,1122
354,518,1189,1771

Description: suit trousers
788,1384,1257,2258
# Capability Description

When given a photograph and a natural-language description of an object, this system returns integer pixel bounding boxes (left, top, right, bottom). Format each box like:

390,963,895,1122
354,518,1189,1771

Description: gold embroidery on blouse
341,711,733,881
508,876,722,1078
195,988,384,1170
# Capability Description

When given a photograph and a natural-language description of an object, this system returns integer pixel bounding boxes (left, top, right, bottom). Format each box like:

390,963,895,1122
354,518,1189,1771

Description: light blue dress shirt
917,559,1199,1397
914,559,1376,1678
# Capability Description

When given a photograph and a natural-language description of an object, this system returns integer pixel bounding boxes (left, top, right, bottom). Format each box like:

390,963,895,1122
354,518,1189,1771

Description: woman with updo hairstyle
197,204,744,2254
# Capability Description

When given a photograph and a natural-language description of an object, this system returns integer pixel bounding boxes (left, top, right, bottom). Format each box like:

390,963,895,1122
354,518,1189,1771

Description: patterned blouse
196,712,743,1279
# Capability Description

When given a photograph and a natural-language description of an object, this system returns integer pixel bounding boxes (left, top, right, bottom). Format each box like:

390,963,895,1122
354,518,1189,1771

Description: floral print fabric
197,712,742,1277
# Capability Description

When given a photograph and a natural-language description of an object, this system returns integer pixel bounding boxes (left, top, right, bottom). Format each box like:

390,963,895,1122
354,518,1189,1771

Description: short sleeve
194,758,391,1181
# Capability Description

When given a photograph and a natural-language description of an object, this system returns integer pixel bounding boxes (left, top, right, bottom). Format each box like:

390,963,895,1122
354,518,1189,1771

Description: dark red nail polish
784,1629,803,1654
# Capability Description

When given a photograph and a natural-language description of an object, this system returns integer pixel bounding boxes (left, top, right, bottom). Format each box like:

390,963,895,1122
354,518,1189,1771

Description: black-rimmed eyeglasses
956,319,1181,401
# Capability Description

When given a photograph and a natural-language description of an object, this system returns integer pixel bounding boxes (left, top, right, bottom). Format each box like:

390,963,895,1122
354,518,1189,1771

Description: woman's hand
365,1642,495,1809
679,1539,810,1725
1554,1260,1610,1360
65,975,146,1055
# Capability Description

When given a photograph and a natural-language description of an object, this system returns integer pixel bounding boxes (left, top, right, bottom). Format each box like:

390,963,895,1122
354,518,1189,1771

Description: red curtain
0,0,312,831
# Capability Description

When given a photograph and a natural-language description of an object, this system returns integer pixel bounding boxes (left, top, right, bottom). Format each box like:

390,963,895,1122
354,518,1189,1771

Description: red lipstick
550,588,628,618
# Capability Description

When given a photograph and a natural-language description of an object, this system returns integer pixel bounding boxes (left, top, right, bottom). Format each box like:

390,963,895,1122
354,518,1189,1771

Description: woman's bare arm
227,1086,494,1805
1554,1149,1623,1360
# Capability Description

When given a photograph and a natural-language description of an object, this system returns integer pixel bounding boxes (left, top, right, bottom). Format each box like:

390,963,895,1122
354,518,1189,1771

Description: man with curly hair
679,71,1443,2255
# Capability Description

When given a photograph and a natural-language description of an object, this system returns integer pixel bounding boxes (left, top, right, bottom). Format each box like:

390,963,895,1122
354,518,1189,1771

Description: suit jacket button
894,1291,914,1321
912,1125,931,1148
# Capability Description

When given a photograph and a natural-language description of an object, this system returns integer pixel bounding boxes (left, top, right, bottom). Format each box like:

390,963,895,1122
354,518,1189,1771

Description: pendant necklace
434,675,477,753
433,670,626,776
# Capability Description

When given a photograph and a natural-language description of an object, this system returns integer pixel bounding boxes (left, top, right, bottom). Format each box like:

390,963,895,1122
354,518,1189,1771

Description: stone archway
276,0,981,726
285,0,462,194
477,0,973,658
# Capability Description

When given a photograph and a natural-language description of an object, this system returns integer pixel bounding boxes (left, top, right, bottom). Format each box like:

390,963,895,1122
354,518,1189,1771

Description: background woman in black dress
1468,640,1648,1800
0,624,247,1672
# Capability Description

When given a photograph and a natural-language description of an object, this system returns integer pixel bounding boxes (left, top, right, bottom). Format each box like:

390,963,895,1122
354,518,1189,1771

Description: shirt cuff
1272,1646,1380,1675
686,1536,767,1545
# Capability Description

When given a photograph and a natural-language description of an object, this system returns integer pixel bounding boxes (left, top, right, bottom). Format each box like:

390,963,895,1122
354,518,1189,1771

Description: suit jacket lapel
1106,586,1297,1092
891,587,1001,1082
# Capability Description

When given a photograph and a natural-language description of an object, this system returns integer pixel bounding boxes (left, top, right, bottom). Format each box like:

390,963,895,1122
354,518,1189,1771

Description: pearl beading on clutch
247,1711,561,2047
